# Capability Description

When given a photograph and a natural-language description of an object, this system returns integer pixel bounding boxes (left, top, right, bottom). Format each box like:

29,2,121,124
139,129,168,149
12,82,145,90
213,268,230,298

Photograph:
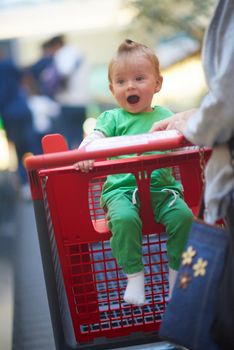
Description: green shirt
95,106,182,204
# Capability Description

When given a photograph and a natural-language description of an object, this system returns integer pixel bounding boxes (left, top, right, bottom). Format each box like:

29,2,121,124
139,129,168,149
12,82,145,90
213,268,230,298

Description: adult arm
152,0,234,148
183,0,234,147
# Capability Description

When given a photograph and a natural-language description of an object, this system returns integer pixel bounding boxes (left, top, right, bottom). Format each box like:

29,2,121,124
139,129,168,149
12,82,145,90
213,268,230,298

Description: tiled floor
0,234,14,350
0,171,17,350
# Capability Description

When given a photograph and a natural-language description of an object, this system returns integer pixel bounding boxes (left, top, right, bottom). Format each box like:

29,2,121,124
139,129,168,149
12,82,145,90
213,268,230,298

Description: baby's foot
123,270,145,306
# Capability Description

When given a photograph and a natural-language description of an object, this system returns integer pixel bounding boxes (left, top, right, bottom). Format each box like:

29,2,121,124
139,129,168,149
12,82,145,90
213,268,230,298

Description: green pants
104,189,193,274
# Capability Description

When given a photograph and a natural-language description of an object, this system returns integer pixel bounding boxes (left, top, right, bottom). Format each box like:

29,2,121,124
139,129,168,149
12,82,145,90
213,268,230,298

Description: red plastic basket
25,132,211,346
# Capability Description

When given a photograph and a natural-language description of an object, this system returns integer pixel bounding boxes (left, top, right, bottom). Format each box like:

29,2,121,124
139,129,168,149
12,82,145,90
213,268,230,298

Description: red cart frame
25,131,211,350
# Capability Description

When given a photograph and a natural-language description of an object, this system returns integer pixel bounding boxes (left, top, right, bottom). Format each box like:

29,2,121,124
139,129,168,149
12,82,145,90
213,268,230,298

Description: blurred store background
0,0,216,175
0,0,215,110
0,1,216,349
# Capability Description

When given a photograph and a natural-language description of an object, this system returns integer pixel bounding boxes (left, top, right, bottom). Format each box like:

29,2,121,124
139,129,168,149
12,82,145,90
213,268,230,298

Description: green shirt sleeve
94,110,117,137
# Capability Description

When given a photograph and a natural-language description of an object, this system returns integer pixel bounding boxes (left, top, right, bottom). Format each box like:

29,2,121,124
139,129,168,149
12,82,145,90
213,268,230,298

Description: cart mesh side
64,232,168,335
40,172,169,343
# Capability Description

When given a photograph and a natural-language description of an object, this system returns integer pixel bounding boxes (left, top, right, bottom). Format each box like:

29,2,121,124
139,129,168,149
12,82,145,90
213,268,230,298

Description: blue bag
159,220,228,350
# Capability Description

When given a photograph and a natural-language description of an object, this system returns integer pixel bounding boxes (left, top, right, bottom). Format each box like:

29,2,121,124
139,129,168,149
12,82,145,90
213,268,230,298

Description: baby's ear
155,75,163,93
109,83,114,95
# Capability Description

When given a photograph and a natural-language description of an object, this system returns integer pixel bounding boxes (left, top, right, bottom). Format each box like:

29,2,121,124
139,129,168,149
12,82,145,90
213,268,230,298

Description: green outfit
95,106,193,273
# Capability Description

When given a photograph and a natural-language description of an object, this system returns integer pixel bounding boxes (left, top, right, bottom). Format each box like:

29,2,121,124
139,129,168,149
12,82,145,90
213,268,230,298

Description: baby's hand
74,159,94,173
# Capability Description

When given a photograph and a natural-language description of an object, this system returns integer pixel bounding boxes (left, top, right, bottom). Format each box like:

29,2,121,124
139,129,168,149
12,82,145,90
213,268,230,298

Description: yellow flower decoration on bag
182,246,196,265
193,258,208,277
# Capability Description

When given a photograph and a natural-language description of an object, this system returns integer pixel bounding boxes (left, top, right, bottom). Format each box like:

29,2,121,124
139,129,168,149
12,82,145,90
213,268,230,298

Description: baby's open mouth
127,95,140,104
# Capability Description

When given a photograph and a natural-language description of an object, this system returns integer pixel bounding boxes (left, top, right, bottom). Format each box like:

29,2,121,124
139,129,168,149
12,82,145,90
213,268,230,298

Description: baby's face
109,54,162,114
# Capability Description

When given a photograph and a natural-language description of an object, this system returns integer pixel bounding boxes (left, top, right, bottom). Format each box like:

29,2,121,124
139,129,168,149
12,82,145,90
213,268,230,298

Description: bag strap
197,147,206,220
198,195,205,220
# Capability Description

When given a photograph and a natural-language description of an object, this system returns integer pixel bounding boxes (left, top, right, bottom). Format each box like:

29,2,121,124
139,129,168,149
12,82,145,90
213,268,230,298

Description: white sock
123,270,145,306
169,268,178,299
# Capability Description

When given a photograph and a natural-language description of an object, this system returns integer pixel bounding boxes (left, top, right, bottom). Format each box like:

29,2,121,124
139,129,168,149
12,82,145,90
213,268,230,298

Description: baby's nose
127,80,135,89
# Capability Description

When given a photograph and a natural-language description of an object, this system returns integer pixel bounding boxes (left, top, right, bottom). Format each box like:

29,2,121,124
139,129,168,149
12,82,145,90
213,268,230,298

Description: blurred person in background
31,35,90,149
30,40,55,99
22,68,61,151
0,57,40,199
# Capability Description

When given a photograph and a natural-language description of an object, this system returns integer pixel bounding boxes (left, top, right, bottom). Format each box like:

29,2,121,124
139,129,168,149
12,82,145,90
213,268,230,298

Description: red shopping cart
25,131,211,350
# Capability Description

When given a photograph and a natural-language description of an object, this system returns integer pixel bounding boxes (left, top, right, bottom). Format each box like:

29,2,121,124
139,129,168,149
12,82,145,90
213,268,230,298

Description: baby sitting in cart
75,39,193,306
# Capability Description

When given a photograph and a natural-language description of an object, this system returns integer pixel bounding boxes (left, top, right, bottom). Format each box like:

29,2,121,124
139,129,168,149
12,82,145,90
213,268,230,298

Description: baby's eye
136,76,144,81
117,79,125,85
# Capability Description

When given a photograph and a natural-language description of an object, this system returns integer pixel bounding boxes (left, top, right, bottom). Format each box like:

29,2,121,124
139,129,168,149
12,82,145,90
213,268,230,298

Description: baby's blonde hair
108,39,161,83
